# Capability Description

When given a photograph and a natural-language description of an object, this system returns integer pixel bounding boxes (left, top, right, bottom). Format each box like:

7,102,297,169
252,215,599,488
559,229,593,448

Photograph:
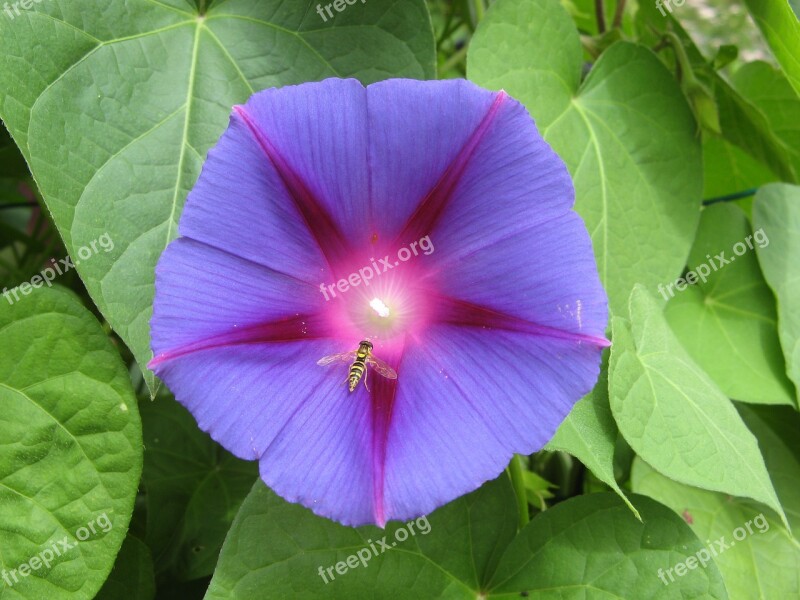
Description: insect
317,340,397,392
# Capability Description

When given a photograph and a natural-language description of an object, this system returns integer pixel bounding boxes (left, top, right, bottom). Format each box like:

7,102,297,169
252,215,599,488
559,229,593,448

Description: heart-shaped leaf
0,285,142,600
732,61,800,179
633,456,799,600
206,476,726,598
743,0,800,96
0,0,435,391
609,285,787,527
467,0,702,315
753,184,800,397
665,203,795,405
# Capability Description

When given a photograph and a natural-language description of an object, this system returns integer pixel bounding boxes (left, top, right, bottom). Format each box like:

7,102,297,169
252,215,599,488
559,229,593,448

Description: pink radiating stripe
369,340,406,527
393,92,508,246
148,312,334,368
233,105,352,269
434,296,611,347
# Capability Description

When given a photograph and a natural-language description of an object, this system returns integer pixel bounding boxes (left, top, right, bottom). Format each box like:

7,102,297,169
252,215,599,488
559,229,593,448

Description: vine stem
612,0,626,29
0,201,37,210
508,454,530,529
595,0,606,33
703,188,757,205
473,0,485,24
440,44,468,73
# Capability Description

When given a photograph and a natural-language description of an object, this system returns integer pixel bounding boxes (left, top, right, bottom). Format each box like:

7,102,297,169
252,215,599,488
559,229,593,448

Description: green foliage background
0,0,798,598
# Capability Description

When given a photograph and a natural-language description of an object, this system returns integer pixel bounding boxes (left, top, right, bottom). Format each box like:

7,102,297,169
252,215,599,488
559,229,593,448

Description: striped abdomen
348,342,371,392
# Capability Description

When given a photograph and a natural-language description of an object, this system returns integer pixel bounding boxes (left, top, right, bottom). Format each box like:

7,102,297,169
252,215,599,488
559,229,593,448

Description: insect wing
317,351,356,366
366,355,398,379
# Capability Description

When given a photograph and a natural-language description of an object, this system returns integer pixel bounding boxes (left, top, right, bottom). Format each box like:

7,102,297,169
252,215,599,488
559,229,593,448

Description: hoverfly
317,340,397,392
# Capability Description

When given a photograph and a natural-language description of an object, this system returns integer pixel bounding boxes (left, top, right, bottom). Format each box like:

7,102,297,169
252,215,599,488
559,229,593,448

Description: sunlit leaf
665,203,795,405
753,183,800,397
0,285,142,600
609,285,787,526
633,457,800,600
468,0,702,315
0,0,435,392
207,476,725,598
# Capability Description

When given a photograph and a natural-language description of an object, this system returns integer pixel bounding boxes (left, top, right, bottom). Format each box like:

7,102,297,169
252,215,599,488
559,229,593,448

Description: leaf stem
595,0,606,33
663,31,694,85
703,188,758,206
612,0,626,29
508,454,529,529
436,4,458,46
440,44,468,74
0,201,37,210
473,0,485,24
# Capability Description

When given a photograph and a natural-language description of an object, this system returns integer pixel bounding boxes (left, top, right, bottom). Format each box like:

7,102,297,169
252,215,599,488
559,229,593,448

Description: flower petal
149,238,338,366
381,326,604,521
153,340,375,525
365,78,498,241
150,238,379,525
179,78,370,280
428,212,609,343
366,79,571,247
150,78,611,528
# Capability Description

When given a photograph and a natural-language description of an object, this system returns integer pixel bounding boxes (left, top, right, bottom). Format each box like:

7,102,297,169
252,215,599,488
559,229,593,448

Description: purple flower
149,78,609,527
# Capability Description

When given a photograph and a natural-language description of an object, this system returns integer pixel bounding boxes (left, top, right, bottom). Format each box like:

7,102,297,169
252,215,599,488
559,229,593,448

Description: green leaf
140,392,258,581
0,285,142,600
207,477,726,599
737,403,800,531
712,66,798,183
207,475,515,599
95,535,156,600
732,60,800,178
632,458,800,600
521,470,556,511
636,5,797,183
753,183,800,397
548,349,640,518
0,0,435,392
664,203,795,405
712,44,738,70
702,136,777,202
485,493,726,599
743,0,800,96
609,285,787,527
467,0,702,315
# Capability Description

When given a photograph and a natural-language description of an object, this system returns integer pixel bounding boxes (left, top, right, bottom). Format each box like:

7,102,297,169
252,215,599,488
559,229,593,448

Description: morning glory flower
149,78,609,527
